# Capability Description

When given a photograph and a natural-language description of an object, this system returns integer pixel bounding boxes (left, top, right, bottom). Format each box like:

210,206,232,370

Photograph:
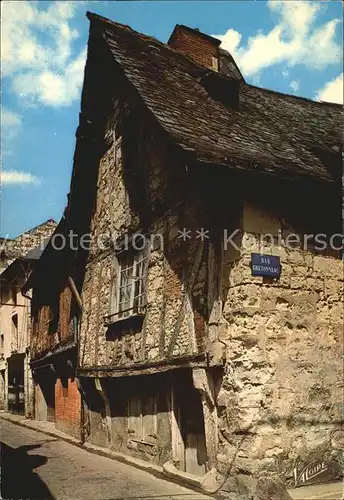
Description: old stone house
0,219,56,416
22,217,83,439
28,12,343,498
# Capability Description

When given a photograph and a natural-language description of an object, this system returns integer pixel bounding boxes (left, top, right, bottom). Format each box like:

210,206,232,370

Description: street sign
251,253,280,278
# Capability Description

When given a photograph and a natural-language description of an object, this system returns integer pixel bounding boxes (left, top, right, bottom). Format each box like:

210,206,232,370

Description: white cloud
282,70,289,79
1,170,41,186
214,0,342,76
1,1,86,107
290,80,300,92
0,110,40,185
251,74,261,86
12,47,87,107
1,108,22,156
316,73,343,104
2,109,22,127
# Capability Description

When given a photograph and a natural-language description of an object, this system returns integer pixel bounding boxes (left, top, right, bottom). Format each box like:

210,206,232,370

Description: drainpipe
67,276,85,444
21,290,32,301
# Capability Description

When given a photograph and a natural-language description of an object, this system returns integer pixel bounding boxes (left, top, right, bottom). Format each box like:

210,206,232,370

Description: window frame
11,313,18,351
116,250,147,317
105,237,149,325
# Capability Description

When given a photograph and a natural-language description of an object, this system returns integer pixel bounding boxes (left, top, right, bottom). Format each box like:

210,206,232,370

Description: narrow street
0,419,212,500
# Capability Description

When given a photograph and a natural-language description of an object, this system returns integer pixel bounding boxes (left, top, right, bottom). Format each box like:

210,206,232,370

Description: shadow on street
0,441,55,499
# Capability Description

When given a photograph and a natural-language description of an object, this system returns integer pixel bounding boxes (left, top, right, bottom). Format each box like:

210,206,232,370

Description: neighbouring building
22,218,83,439
0,219,56,273
25,12,343,499
0,220,56,416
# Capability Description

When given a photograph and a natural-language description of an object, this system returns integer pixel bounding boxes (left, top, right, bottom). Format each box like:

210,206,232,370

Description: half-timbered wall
78,98,210,372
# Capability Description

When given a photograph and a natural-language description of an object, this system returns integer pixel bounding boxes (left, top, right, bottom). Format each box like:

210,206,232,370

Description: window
11,314,18,349
0,334,4,357
108,242,148,323
118,250,146,315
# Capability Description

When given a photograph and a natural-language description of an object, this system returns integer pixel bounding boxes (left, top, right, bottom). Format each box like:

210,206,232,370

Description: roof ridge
245,82,343,108
87,11,209,74
87,11,138,36
87,11,341,109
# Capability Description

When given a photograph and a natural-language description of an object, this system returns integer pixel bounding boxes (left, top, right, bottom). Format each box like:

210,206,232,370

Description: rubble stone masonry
215,202,343,496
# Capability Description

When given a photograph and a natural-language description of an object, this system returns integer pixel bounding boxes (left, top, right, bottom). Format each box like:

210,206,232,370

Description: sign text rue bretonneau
251,253,281,278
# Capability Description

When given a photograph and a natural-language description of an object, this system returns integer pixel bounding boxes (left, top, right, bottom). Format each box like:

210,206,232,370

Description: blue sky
1,0,343,238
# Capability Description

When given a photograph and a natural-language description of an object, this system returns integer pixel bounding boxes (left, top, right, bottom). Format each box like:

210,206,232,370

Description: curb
0,414,215,498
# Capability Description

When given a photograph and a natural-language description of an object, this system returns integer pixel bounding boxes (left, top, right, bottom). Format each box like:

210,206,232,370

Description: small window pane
111,245,147,318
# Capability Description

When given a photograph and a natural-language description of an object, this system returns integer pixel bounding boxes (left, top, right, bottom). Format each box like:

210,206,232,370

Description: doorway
36,367,56,423
7,354,24,415
172,370,207,476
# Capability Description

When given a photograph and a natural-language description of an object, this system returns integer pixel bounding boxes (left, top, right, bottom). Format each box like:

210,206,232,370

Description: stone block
288,251,305,266
313,255,343,278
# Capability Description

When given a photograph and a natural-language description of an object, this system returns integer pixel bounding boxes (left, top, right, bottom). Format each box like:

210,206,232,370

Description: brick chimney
168,25,221,72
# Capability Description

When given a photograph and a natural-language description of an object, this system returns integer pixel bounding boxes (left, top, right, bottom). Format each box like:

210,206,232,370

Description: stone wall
214,201,343,497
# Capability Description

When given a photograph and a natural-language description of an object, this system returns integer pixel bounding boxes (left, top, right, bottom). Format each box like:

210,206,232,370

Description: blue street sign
251,253,280,277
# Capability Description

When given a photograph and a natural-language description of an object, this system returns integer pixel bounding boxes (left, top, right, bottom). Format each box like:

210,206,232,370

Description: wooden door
173,373,207,476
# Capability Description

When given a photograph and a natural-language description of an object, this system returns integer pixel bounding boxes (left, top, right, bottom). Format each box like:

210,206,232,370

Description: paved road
0,419,212,500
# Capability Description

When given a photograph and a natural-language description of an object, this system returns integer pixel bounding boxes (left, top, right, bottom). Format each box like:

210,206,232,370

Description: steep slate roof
87,12,342,184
